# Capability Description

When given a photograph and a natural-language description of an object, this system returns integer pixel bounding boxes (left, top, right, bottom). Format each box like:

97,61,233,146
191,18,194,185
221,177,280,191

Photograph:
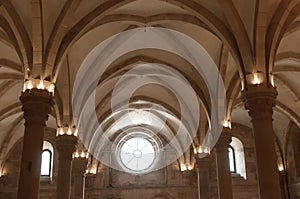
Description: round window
119,136,156,173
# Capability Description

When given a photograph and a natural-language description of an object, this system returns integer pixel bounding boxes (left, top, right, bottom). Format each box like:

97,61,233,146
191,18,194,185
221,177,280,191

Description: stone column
17,89,53,199
215,131,233,199
55,135,77,199
71,158,88,199
195,155,211,199
295,140,300,178
241,84,281,199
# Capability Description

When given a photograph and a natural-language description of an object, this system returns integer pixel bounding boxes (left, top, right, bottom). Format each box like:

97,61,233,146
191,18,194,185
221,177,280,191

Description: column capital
55,135,77,160
20,88,53,125
241,84,277,121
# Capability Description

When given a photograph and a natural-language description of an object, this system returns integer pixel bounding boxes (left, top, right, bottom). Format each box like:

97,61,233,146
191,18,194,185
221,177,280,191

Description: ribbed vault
0,0,300,171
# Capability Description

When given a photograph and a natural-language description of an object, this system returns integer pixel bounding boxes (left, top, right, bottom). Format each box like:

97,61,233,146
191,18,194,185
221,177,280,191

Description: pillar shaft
17,89,53,199
215,131,233,199
71,158,88,199
55,135,77,199
241,85,281,199
295,140,300,178
196,155,211,199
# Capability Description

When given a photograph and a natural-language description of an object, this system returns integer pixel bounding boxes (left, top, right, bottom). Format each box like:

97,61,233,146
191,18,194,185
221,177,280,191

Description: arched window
41,141,54,178
228,137,247,179
228,146,236,173
118,136,157,173
41,150,52,176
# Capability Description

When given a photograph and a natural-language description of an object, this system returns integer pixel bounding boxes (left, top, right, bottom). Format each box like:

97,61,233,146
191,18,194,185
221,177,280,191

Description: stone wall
286,123,300,199
0,124,288,199
230,124,259,199
84,164,198,199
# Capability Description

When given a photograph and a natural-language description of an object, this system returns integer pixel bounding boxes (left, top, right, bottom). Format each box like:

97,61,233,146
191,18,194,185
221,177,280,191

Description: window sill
40,176,52,184
231,173,246,181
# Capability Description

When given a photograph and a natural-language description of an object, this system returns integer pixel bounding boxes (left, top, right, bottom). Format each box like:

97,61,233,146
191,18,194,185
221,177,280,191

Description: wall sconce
180,163,194,172
56,126,78,136
278,164,284,172
73,150,89,159
180,164,187,172
241,80,245,90
246,72,265,86
194,145,210,155
222,119,232,128
0,167,6,178
187,164,194,171
86,166,97,174
23,79,55,95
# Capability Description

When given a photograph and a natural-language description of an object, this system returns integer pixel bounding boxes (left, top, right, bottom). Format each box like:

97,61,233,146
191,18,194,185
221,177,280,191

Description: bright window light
41,150,52,176
120,137,156,172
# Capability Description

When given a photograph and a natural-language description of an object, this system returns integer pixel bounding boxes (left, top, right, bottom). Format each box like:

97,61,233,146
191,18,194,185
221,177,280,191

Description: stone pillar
55,135,77,199
241,84,281,199
17,89,53,199
215,131,233,199
295,140,300,178
195,155,211,199
71,158,88,199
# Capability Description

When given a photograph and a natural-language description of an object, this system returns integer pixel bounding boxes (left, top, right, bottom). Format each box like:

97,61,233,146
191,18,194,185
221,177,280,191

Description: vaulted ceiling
0,0,300,168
